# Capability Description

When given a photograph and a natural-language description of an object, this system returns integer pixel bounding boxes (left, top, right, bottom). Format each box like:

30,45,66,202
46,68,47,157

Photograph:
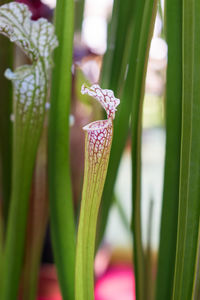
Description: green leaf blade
155,0,182,299
130,0,158,299
48,0,75,299
98,0,148,247
172,0,200,298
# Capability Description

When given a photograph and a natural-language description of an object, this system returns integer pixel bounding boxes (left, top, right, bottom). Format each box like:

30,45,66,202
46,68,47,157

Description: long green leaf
172,0,200,298
145,199,154,300
108,1,135,95
101,0,134,95
130,0,157,299
75,0,85,32
100,0,120,89
192,220,200,299
155,0,182,299
48,0,75,299
97,0,146,247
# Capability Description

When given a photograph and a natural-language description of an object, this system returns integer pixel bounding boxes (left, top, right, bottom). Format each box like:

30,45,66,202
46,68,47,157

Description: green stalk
75,84,120,300
130,0,157,299
145,199,154,300
192,220,200,299
2,106,45,300
155,0,182,299
21,128,48,300
100,0,120,89
75,0,85,33
172,0,200,298
97,0,156,247
114,194,130,233
107,0,135,95
48,0,75,299
101,0,134,95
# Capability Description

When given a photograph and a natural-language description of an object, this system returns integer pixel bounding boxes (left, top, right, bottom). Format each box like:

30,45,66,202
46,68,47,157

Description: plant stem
97,0,156,250
130,0,157,299
48,0,75,299
192,220,200,299
100,0,120,89
145,199,154,300
75,0,85,33
21,128,48,300
172,0,200,298
155,0,182,298
2,112,45,300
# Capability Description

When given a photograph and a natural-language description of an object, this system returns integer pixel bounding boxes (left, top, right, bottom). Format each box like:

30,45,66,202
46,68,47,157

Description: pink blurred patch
37,265,62,300
38,298,61,300
37,264,135,300
95,265,135,300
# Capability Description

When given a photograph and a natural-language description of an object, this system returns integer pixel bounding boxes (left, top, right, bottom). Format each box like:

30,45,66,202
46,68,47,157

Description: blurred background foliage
0,0,200,299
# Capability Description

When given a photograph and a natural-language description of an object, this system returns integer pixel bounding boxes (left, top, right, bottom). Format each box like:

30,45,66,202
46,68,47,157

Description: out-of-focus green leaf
155,0,182,299
192,221,200,299
130,0,157,298
48,0,75,299
75,0,85,32
100,0,120,89
145,199,154,300
114,194,130,233
97,0,144,248
101,0,135,96
172,0,200,298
